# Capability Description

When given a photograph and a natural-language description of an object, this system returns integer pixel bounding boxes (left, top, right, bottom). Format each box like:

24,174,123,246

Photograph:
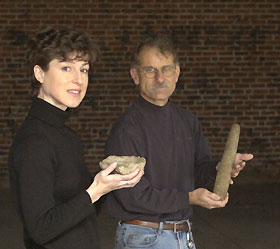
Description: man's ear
175,64,180,83
33,65,44,84
130,68,140,85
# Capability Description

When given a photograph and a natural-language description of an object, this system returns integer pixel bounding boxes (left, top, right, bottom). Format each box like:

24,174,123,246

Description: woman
8,26,143,249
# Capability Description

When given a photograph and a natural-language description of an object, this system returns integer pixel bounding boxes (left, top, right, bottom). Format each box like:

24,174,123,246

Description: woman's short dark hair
131,34,179,68
26,26,99,91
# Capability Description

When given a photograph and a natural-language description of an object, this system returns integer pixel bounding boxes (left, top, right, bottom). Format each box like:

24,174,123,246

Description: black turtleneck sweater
105,95,217,222
8,98,99,249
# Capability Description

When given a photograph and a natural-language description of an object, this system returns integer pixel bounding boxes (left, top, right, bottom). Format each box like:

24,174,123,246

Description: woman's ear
33,65,44,84
130,68,140,86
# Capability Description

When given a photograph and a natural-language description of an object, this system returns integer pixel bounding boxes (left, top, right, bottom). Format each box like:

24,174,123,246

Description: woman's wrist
86,181,101,203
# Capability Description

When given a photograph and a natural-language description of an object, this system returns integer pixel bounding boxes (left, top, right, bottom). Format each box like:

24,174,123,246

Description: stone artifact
213,123,240,200
99,155,146,175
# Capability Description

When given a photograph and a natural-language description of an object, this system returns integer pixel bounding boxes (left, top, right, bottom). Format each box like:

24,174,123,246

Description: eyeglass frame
135,64,178,79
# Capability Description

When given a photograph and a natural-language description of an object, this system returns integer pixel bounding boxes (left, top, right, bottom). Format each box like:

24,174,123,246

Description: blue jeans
114,220,196,249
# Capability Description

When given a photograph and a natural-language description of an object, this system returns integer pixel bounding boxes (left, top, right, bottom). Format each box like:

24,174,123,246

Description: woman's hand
86,162,144,203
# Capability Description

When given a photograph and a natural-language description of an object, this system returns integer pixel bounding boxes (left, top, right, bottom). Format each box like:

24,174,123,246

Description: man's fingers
239,153,254,161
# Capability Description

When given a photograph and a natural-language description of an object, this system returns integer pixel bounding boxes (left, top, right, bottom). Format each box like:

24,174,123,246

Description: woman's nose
73,70,83,85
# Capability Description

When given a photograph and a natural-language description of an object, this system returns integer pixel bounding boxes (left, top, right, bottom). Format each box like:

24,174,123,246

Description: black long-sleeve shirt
105,96,217,222
8,98,99,249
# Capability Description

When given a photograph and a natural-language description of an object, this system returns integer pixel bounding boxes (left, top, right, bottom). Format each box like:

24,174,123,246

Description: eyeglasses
137,65,176,79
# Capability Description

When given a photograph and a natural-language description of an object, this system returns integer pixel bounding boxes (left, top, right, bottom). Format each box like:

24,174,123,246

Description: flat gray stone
99,155,146,175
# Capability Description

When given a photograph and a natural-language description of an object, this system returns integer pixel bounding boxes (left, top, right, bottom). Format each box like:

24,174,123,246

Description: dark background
0,0,279,178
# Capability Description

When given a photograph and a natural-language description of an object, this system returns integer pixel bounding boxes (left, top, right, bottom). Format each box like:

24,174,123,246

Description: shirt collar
136,95,171,118
137,95,170,110
29,97,71,127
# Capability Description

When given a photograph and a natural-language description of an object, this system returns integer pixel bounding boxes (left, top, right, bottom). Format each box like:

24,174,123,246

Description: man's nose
155,71,165,83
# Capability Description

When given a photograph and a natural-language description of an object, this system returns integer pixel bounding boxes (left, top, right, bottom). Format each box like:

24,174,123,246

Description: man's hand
216,153,254,183
231,153,253,178
189,188,228,209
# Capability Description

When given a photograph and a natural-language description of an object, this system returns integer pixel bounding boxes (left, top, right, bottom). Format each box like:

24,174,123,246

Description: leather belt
124,219,189,233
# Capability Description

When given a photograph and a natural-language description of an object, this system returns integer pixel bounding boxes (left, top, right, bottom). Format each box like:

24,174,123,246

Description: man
105,35,253,249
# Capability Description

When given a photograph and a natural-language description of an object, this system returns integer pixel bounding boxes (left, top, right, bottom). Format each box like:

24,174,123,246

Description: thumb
102,162,117,175
210,192,222,201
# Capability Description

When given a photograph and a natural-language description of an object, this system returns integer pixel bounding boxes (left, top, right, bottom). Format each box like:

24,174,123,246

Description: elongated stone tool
213,123,240,200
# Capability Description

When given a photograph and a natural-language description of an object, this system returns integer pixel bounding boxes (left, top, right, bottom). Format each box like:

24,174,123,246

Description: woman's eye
62,66,71,72
81,68,89,74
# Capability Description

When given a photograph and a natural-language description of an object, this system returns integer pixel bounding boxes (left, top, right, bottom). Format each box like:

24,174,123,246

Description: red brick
0,0,279,175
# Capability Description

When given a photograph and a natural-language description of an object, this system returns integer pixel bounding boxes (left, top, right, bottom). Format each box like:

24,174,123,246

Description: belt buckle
173,222,179,233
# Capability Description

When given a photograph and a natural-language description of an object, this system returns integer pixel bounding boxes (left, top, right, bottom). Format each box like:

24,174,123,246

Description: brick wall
1,0,279,178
